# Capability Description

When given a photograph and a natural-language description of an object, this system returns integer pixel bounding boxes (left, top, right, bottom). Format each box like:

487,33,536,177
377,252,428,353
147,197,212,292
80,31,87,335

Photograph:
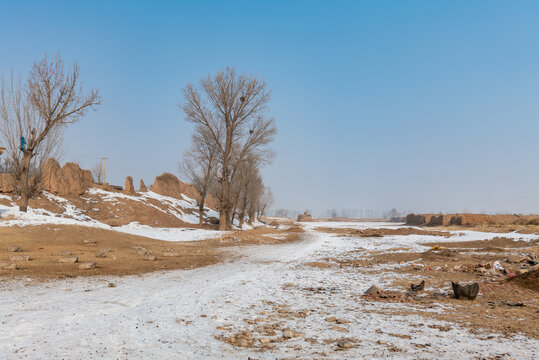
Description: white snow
0,222,537,359
115,222,226,242
0,190,226,243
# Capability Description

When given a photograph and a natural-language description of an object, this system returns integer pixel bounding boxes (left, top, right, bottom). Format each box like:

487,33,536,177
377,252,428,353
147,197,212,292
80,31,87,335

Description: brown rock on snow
41,159,92,196
0,173,15,193
139,179,148,192
364,284,383,295
150,172,204,202
124,176,136,195
151,173,183,199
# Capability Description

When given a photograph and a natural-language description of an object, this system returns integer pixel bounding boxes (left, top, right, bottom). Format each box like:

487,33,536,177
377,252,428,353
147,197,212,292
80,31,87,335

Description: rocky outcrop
0,173,15,193
150,172,210,205
41,159,92,196
406,214,426,225
139,179,148,192
179,182,201,202
297,213,313,222
151,173,183,199
427,215,444,226
124,176,136,195
204,192,219,211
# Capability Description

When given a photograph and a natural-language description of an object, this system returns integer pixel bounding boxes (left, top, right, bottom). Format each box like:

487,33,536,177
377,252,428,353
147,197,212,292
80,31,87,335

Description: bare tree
230,155,260,228
181,67,276,230
91,161,104,184
274,209,289,218
179,126,218,225
0,54,100,211
257,186,273,220
245,173,264,224
389,207,399,222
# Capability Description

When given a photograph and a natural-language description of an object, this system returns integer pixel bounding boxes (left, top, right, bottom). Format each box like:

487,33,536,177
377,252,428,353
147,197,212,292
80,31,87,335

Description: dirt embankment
0,188,213,229
317,227,452,238
406,213,539,234
406,213,539,232
0,225,303,280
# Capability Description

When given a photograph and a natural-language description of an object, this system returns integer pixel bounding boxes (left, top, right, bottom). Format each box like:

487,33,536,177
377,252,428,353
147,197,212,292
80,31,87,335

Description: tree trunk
198,203,204,225
247,209,255,224
219,179,231,230
198,190,207,225
238,213,244,229
19,152,33,212
20,193,30,212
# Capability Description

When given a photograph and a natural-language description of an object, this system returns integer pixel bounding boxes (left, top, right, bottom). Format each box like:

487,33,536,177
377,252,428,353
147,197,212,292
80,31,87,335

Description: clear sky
1,0,538,216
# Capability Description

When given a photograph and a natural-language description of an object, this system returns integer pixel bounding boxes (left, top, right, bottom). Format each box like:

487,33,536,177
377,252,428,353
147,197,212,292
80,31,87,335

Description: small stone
145,255,157,261
59,250,72,256
0,262,18,270
259,338,270,345
58,256,78,263
377,340,386,345
108,282,116,288
79,262,97,270
137,249,152,256
516,269,528,275
283,328,295,339
10,255,30,262
95,250,108,258
337,341,352,348
162,252,178,257
238,339,249,347
364,285,383,295
336,318,349,324
332,326,349,332
84,239,97,245
8,246,22,252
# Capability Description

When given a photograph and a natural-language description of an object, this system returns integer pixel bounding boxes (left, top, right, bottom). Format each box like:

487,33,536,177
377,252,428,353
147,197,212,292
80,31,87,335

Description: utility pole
102,157,108,185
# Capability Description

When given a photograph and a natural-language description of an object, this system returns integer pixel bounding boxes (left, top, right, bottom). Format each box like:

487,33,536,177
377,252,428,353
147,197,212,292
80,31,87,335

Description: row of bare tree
179,68,276,230
0,55,276,229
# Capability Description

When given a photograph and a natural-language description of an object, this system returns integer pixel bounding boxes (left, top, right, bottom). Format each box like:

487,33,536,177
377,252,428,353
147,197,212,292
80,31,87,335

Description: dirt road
1,222,537,359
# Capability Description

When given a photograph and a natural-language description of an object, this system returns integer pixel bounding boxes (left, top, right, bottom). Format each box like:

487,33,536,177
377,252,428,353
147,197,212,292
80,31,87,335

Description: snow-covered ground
0,190,226,242
0,222,537,359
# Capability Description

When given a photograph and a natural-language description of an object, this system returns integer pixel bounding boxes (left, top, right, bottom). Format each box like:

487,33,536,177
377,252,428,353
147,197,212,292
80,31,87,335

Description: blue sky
1,0,538,215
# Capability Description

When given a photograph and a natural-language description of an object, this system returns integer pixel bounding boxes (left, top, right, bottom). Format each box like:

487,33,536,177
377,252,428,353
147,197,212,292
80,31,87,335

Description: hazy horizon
1,0,538,215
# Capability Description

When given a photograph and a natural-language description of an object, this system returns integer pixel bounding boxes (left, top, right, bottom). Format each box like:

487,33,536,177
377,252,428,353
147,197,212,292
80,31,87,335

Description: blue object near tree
20,137,26,152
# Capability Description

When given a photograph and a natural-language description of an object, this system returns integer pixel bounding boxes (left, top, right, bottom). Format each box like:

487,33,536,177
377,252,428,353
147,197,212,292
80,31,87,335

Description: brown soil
0,225,302,280
510,269,539,292
425,237,538,249
317,227,452,238
407,213,539,235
